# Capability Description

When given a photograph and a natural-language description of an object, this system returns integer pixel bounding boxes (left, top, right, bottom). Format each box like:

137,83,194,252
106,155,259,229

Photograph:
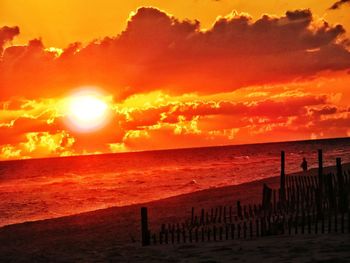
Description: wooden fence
141,150,350,246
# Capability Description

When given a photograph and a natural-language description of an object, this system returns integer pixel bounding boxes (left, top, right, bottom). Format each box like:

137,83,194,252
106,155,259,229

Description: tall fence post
280,151,286,201
336,158,347,212
318,149,323,193
316,149,323,215
141,207,150,246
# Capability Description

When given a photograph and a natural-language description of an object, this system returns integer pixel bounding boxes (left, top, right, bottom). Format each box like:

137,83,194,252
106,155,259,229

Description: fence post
321,213,325,234
334,209,338,233
261,218,265,236
327,174,336,209
280,151,286,202
165,230,169,244
288,216,292,235
243,221,247,239
318,149,323,193
200,208,204,225
176,227,180,243
159,231,163,244
336,158,347,212
262,184,272,211
249,221,253,239
189,229,192,243
213,225,217,241
314,214,318,234
237,201,243,219
243,205,249,219
141,207,150,246
214,208,218,223
231,224,235,239
218,206,222,223
226,224,229,240
223,206,227,223
254,204,258,216
281,215,285,235
182,229,187,243
191,207,194,225
152,234,157,245
273,190,276,213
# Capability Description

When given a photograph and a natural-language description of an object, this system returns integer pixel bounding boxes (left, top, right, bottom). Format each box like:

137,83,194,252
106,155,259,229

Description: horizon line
1,135,349,163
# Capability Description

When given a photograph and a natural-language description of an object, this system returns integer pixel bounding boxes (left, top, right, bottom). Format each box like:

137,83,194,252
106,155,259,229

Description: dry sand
0,164,349,262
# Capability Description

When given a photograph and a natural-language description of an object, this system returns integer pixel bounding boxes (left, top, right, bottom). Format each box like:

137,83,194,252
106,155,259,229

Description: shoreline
1,162,349,229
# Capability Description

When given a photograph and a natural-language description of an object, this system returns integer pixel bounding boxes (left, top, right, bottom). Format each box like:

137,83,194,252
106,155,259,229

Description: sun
65,89,111,132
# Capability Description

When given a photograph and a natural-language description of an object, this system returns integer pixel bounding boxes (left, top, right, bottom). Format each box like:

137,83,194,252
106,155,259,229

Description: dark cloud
309,106,338,117
329,0,350,10
0,8,350,100
0,26,20,54
124,94,328,129
286,9,312,20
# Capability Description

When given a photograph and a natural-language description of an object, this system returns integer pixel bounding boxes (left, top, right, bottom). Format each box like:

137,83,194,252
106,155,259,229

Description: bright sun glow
65,89,110,132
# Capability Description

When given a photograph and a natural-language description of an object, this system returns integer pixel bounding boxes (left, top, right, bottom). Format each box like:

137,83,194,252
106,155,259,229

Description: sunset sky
1,0,350,160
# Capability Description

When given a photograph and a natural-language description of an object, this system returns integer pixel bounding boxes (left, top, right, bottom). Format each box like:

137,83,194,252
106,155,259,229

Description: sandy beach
0,163,349,262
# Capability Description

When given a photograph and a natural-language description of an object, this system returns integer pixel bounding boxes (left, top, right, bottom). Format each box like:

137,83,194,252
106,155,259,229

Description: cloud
309,105,338,117
0,26,19,54
0,8,349,100
1,87,349,159
1,7,350,159
0,131,75,159
119,93,330,142
329,0,350,10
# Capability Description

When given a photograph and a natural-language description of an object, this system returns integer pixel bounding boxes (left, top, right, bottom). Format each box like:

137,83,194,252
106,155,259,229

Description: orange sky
1,1,350,160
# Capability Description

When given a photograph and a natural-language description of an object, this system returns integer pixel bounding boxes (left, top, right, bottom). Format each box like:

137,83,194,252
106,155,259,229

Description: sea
1,137,350,227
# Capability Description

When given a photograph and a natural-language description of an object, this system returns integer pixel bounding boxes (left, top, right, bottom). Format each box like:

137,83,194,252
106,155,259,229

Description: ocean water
0,137,350,227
